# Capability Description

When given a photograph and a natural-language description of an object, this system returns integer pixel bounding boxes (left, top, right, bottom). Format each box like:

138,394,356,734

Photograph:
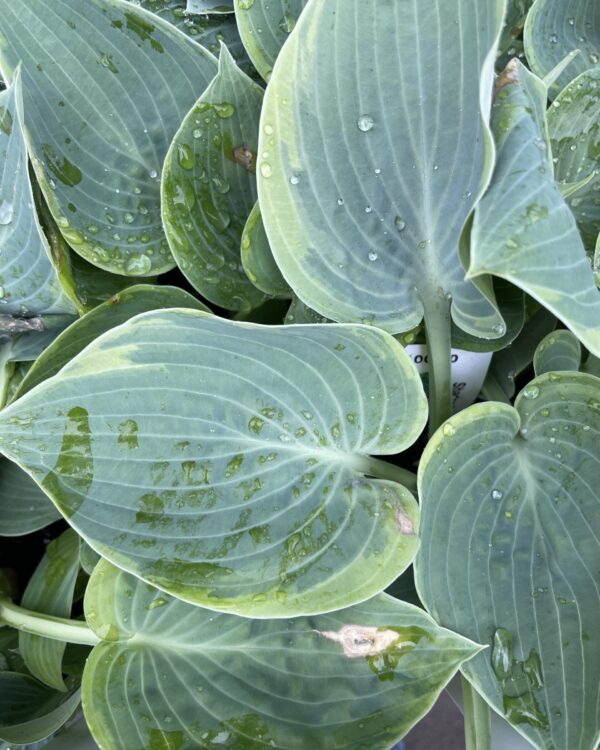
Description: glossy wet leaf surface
0,311,427,617
415,372,600,750
533,330,582,376
0,0,217,276
547,68,600,256
524,0,600,97
468,60,600,357
234,0,308,81
19,529,81,692
0,458,61,537
258,0,506,339
0,68,76,317
14,284,208,398
82,560,480,750
162,46,266,310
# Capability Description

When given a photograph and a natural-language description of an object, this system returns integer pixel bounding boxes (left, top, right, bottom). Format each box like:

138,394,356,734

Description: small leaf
0,459,61,537
547,68,600,256
0,0,217,276
524,0,600,97
82,560,481,750
241,201,291,297
163,45,266,310
19,530,81,692
468,60,600,357
234,0,308,81
533,330,582,375
0,311,427,617
415,372,600,750
0,67,76,317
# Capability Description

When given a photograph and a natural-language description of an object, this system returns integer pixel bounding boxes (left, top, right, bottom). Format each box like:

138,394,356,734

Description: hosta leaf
19,530,80,692
162,45,266,310
258,0,507,341
0,311,427,617
187,0,233,13
533,330,582,375
0,673,80,745
14,284,209,398
468,60,600,357
241,201,291,297
79,543,101,576
234,0,308,82
547,68,600,256
0,68,75,317
285,297,331,325
82,560,480,750
0,459,61,537
0,0,217,276
415,372,600,750
524,0,600,96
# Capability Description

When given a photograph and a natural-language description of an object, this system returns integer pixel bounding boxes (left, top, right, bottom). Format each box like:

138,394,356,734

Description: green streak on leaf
42,406,93,516
117,419,139,449
124,11,164,53
41,144,82,187
0,106,12,135
148,728,184,749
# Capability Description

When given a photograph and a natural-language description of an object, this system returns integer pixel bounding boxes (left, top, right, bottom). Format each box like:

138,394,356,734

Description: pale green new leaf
468,60,600,357
533,330,582,375
415,372,600,750
79,543,101,576
19,530,81,692
0,311,427,617
14,284,209,398
241,201,291,297
285,297,331,325
0,459,60,537
82,560,480,750
258,0,507,340
0,0,217,276
524,0,600,96
547,68,600,255
0,673,80,745
0,68,75,317
234,0,308,81
162,45,266,310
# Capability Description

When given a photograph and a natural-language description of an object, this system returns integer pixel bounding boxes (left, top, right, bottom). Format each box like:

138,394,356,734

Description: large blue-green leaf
0,673,80,745
19,530,81,692
82,560,480,750
234,0,308,81
162,45,266,310
0,68,75,317
0,0,217,276
14,284,209,398
415,372,600,750
0,459,61,537
524,0,600,96
258,0,507,341
547,67,600,256
468,60,600,357
0,311,427,617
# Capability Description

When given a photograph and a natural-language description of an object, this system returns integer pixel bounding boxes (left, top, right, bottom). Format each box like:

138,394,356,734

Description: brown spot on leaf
317,625,402,658
233,144,255,172
495,59,520,94
396,510,415,535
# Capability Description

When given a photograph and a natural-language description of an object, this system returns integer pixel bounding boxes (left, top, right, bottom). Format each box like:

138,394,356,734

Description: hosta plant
0,1,598,749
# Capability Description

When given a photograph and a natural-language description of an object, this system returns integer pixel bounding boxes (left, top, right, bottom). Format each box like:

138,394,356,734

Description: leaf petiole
0,595,100,646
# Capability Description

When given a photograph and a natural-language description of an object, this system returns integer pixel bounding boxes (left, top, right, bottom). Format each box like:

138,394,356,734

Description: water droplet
124,212,134,224
357,114,375,132
0,200,13,225
443,422,456,437
125,253,152,276
394,216,407,232
365,206,373,213
260,163,272,178
289,175,300,185
523,385,540,400
263,124,274,136
213,102,235,118
549,33,558,44
493,323,505,335
149,169,158,179
177,143,195,170
368,251,378,262
491,489,503,501
337,198,344,206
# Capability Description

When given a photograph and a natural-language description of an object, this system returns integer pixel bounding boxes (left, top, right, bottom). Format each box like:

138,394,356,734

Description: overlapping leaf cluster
0,1,598,749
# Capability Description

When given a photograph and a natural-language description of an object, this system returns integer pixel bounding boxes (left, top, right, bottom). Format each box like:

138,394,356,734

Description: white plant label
405,346,493,413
